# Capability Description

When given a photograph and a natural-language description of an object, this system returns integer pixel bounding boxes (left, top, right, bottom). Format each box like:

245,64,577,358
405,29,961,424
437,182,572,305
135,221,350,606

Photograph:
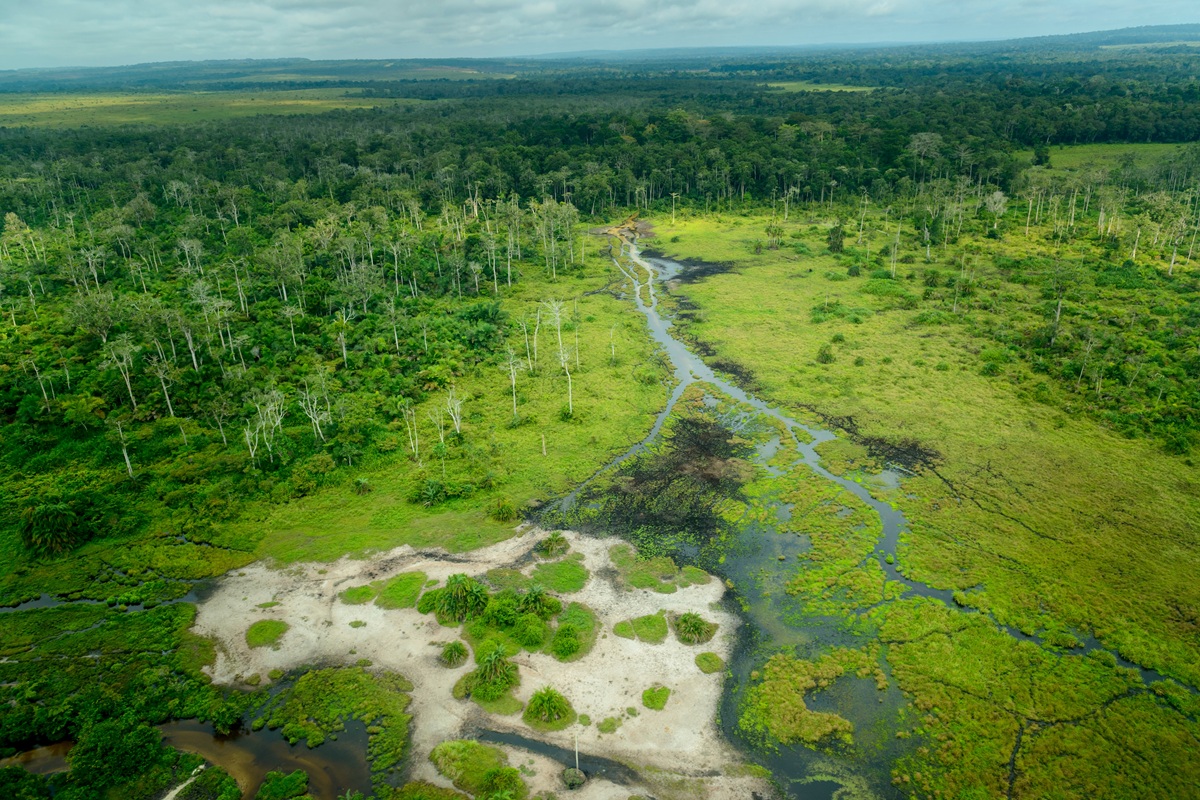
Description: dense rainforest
1,25,1198,800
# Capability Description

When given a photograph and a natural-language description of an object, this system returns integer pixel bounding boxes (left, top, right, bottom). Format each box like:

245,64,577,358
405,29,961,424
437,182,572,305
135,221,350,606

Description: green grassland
1018,142,1188,171
647,201,1200,795
651,211,1200,685
0,90,420,127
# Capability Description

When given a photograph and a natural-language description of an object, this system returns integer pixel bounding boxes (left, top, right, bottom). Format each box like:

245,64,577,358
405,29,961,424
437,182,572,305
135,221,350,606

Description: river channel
594,235,1179,798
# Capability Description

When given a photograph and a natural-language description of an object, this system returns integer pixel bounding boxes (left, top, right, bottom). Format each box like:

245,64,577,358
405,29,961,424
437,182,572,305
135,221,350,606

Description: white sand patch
192,527,773,799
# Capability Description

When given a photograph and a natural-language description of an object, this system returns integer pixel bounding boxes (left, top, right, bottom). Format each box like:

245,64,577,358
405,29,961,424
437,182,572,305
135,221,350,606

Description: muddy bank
641,247,738,283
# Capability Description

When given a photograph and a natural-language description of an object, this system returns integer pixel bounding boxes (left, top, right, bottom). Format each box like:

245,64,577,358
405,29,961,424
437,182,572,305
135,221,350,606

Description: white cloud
0,0,1194,68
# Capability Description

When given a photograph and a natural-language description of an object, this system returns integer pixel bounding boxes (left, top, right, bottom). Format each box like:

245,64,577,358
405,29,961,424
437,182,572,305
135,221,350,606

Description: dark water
2,722,373,800
475,728,640,785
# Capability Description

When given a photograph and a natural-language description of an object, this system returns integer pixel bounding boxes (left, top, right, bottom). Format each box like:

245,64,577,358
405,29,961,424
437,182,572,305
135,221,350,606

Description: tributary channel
592,235,1178,798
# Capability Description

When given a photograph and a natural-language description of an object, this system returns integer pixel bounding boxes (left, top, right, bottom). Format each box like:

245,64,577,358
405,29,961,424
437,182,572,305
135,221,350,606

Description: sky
0,0,1196,70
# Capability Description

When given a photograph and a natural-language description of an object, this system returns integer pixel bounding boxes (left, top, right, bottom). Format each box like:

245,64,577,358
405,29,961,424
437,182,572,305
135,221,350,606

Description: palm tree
437,574,489,622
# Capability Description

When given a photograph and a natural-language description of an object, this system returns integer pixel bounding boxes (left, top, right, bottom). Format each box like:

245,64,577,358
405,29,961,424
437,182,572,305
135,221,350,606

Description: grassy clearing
340,584,377,605
375,572,428,610
629,611,669,644
642,685,671,710
530,553,589,593
245,619,288,649
608,543,710,593
767,81,876,92
651,211,1200,685
696,652,725,674
0,90,420,128
653,204,1200,795
1016,142,1187,172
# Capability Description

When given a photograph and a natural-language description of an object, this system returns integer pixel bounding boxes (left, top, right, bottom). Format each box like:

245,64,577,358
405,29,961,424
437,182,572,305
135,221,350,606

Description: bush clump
489,496,518,522
523,686,576,731
430,740,514,796
674,612,717,644
550,623,581,659
513,613,549,648
436,574,490,622
535,530,569,557
462,647,519,701
440,640,469,667
517,584,561,619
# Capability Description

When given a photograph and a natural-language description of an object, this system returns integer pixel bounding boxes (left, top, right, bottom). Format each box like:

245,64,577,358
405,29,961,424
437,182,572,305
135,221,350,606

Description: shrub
535,531,569,557
484,591,521,628
417,588,444,615
254,770,308,800
551,604,597,661
68,718,163,790
550,624,581,659
481,767,526,798
674,612,717,644
695,652,724,674
847,264,861,277
517,585,560,619
437,574,490,622
246,620,289,649
489,496,518,522
19,501,90,555
642,685,671,710
354,478,373,495
816,344,835,364
523,686,576,731
467,648,519,701
831,333,845,343
441,640,469,667
513,613,549,648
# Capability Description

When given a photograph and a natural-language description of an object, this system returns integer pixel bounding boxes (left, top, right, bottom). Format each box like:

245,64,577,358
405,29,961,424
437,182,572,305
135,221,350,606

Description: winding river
598,234,1181,798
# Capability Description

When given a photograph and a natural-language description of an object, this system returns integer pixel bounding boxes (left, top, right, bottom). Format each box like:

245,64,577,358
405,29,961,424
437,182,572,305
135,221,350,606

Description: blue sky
0,0,1196,69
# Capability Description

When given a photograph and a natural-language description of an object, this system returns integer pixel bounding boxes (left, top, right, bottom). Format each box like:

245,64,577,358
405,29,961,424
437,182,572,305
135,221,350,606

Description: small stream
593,237,1180,797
